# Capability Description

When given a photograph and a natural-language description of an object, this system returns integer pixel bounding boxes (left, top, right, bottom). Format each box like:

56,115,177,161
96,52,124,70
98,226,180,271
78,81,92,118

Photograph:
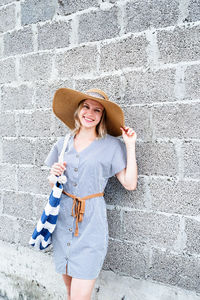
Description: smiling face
78,99,104,129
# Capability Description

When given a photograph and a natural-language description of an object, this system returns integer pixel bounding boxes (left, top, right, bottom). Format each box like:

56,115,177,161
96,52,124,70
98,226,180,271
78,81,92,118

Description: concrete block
188,0,200,22
185,64,200,100
107,207,121,239
0,215,16,243
136,141,178,176
157,25,200,64
183,141,200,179
122,210,180,249
2,138,35,164
122,68,176,104
56,44,98,77
35,138,57,167
58,0,98,15
38,20,71,51
4,26,33,56
2,84,34,111
105,176,149,210
34,79,73,109
52,114,70,137
0,0,14,5
79,6,120,43
2,191,35,221
16,218,35,247
125,0,179,33
18,111,53,137
19,53,53,82
0,164,16,190
152,103,200,139
75,75,122,103
0,113,16,137
0,58,16,84
103,239,149,278
18,166,50,195
148,248,200,292
185,218,200,255
21,0,56,25
122,105,152,141
150,177,200,216
100,34,148,72
0,4,16,33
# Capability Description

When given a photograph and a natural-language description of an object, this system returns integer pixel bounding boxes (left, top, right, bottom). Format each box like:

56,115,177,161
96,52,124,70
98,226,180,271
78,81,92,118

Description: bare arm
116,126,137,191
116,143,137,190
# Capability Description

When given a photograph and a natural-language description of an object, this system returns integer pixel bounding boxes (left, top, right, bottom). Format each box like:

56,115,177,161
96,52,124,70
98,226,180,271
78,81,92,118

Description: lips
83,116,94,122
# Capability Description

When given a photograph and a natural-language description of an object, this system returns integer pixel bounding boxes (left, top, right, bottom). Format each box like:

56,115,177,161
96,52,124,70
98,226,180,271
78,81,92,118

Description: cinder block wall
0,0,200,298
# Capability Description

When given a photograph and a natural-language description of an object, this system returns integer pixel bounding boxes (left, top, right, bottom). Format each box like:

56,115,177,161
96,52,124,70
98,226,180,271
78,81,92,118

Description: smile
83,116,94,122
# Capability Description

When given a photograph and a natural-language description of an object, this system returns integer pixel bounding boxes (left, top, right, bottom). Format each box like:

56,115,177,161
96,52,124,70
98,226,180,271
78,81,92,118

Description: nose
86,108,94,116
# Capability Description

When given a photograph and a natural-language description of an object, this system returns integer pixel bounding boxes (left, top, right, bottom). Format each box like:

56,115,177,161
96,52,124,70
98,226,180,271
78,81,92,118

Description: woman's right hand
50,162,67,176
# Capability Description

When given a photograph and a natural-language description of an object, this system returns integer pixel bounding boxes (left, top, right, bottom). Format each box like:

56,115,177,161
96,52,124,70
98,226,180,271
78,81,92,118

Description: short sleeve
44,140,59,168
110,139,127,177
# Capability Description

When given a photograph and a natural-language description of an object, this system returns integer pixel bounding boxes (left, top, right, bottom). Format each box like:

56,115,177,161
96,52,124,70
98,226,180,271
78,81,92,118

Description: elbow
124,183,137,191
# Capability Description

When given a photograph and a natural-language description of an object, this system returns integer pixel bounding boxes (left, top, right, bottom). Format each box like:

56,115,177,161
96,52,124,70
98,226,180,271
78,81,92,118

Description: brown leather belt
62,190,104,237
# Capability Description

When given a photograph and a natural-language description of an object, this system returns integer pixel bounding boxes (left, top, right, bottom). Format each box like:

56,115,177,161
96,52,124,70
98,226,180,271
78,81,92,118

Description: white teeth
84,117,93,121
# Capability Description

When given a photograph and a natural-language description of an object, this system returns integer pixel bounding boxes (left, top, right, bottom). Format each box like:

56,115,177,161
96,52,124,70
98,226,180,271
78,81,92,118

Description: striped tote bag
29,133,70,250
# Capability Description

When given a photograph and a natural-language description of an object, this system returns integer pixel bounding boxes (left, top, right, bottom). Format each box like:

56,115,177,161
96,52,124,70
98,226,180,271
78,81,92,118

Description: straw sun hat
52,88,125,137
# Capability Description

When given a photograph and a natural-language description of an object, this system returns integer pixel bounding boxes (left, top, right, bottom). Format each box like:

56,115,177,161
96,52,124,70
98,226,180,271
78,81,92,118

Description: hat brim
52,88,125,137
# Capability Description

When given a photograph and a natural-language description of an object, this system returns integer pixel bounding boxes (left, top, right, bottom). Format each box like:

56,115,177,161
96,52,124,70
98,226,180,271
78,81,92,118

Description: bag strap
47,133,71,184
58,133,71,164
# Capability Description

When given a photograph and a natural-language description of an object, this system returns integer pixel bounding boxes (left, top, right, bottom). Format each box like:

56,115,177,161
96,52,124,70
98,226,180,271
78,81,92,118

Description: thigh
70,277,97,300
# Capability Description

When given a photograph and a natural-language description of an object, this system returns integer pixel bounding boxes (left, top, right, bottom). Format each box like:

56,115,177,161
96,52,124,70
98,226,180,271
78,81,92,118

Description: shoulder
53,136,65,150
102,134,125,148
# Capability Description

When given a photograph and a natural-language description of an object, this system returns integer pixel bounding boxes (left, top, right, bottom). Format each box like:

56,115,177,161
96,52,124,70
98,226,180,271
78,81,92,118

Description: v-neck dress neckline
72,134,98,155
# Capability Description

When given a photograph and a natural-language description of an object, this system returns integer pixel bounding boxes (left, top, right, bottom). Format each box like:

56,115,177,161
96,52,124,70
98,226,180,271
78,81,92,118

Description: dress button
67,242,70,246
73,182,77,187
69,228,72,232
76,154,79,158
74,168,78,172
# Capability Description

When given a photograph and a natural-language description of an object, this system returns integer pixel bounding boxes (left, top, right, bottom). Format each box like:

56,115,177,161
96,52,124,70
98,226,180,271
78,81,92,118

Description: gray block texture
57,0,99,15
125,0,179,33
0,3,16,33
0,0,200,297
79,6,120,43
4,26,34,56
38,20,71,50
21,0,56,25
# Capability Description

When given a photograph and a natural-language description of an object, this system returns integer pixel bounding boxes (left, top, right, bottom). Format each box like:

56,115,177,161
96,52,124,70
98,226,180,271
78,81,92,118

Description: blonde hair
72,100,107,138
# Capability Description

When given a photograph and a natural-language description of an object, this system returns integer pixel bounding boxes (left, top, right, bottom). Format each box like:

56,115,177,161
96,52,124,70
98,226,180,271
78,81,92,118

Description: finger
50,170,61,176
126,128,132,135
53,166,63,172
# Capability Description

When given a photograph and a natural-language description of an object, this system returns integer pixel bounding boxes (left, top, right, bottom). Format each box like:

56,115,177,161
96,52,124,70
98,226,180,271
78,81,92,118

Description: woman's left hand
120,126,137,146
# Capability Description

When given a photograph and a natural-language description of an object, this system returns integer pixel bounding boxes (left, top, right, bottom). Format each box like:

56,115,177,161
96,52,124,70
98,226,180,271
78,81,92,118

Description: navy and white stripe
29,133,70,250
29,183,63,250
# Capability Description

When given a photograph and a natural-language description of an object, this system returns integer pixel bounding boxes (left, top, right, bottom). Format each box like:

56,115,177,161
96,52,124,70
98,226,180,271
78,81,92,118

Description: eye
83,104,89,109
95,109,101,113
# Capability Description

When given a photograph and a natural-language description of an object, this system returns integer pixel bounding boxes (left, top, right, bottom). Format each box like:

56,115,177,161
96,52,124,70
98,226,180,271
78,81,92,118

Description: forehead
84,99,104,109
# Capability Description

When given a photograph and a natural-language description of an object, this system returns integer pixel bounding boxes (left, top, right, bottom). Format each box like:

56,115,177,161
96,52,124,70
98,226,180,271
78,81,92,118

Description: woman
44,88,138,300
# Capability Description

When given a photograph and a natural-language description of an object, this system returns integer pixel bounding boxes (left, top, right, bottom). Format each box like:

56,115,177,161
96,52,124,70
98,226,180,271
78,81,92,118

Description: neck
75,127,97,140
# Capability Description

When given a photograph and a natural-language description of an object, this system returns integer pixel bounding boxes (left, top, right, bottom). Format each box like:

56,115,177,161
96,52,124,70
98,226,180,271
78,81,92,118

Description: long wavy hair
72,99,107,138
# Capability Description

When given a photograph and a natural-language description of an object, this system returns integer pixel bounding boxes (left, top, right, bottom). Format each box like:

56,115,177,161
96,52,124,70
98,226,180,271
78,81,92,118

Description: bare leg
62,264,72,300
70,277,97,300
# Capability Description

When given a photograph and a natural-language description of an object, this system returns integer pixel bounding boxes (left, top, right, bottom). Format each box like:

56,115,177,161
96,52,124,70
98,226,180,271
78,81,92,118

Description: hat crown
85,88,109,101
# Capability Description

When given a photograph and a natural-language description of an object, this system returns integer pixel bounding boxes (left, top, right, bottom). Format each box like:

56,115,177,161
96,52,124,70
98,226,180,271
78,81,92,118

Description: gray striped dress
44,133,127,279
